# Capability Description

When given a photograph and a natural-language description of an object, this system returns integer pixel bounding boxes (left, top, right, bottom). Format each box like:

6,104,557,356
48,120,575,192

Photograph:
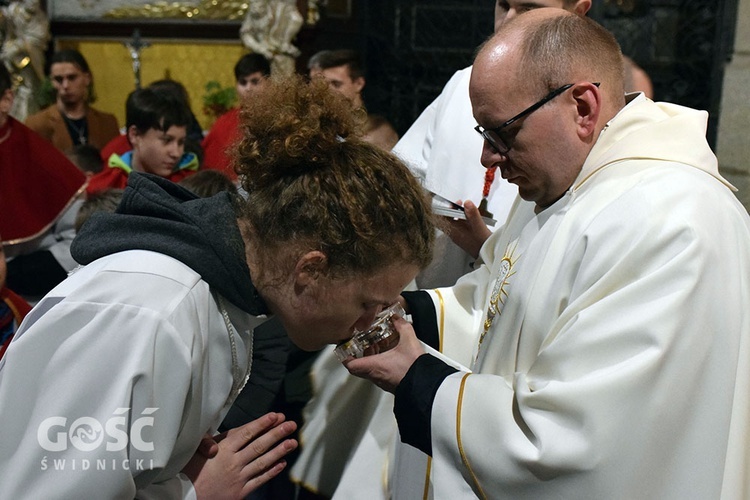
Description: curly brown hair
233,74,434,279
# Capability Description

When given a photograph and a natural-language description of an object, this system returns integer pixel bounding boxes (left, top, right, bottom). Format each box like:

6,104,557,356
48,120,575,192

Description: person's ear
572,82,600,141
573,0,592,16
293,251,329,288
126,125,140,147
352,76,365,94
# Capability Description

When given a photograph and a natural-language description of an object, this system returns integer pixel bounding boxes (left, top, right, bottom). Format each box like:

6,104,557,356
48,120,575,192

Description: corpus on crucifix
123,28,150,89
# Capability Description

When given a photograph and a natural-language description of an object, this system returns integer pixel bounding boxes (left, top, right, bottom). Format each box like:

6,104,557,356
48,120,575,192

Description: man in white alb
347,9,750,499
394,0,653,288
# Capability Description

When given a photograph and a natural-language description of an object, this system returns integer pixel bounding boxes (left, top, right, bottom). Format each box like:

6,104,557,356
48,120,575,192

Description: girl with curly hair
0,75,435,499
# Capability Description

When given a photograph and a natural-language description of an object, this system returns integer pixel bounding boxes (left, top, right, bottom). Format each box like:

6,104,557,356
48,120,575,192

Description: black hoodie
73,173,290,432
71,172,268,316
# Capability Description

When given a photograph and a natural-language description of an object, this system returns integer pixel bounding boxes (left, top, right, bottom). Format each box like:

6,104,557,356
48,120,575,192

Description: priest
346,10,750,499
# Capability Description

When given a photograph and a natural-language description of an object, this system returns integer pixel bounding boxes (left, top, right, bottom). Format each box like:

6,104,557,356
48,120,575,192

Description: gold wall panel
57,39,248,131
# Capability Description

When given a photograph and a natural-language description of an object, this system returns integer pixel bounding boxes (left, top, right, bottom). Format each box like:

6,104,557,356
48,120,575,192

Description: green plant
202,80,236,119
35,77,57,109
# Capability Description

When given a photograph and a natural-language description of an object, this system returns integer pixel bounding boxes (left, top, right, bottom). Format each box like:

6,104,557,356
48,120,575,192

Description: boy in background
202,53,271,180
87,86,198,195
308,49,399,151
67,144,104,178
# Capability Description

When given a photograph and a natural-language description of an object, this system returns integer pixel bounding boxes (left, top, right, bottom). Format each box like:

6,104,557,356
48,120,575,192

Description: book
431,192,497,227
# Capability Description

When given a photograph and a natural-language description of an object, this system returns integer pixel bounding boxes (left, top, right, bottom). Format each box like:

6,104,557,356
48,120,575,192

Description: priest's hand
182,412,298,499
343,317,425,393
445,200,491,259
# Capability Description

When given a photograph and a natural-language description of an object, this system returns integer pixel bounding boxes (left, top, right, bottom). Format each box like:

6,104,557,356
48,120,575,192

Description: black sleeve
220,317,292,431
5,250,68,296
401,290,440,350
393,353,458,456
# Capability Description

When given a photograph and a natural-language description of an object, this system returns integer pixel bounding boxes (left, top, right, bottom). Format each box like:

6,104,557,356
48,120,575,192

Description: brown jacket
25,104,120,153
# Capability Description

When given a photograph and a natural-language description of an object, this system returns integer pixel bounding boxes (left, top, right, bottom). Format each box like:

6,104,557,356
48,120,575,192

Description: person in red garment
0,64,87,300
87,86,198,195
201,53,271,180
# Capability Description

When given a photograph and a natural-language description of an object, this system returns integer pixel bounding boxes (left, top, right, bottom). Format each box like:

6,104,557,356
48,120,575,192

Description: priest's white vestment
403,94,750,499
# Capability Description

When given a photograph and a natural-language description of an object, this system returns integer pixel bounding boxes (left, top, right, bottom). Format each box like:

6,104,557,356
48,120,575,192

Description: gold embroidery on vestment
478,242,518,351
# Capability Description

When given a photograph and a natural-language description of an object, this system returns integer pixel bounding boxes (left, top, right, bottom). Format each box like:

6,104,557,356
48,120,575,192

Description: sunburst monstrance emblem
479,243,518,349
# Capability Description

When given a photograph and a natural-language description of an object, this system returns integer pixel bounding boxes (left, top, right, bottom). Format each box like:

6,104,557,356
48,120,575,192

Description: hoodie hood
71,173,268,316
575,93,734,192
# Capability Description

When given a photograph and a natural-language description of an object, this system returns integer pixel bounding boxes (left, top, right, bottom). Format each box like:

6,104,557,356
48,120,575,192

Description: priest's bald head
470,8,627,209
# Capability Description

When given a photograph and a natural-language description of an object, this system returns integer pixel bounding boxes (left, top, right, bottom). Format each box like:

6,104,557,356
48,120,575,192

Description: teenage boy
308,49,399,151
202,53,271,179
25,49,119,152
87,87,198,195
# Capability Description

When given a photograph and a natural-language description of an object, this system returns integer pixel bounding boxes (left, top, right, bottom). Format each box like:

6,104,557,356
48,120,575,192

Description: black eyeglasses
474,82,600,155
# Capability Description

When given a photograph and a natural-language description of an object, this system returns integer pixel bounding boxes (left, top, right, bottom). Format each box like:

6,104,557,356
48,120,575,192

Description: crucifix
123,28,150,89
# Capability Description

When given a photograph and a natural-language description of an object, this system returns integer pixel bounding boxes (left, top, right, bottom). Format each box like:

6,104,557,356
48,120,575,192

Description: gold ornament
104,0,323,23
477,242,519,351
